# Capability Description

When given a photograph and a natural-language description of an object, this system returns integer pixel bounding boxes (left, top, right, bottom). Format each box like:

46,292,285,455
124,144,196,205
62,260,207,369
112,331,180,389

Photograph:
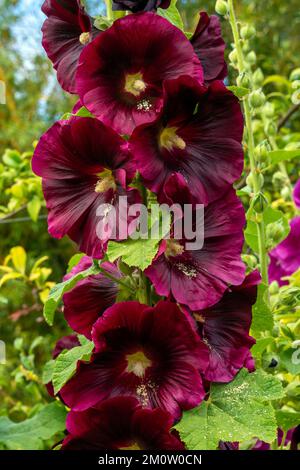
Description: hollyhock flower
76,13,204,135
60,301,207,418
145,188,246,310
63,256,120,339
268,216,300,286
192,271,259,382
131,76,244,205
191,12,227,84
32,116,140,258
293,179,300,209
62,397,184,450
41,0,99,93
112,0,171,12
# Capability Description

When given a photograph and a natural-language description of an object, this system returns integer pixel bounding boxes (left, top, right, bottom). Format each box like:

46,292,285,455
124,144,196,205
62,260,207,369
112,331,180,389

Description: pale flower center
159,126,186,151
126,351,152,378
79,32,90,45
165,239,184,258
95,169,116,193
125,72,147,97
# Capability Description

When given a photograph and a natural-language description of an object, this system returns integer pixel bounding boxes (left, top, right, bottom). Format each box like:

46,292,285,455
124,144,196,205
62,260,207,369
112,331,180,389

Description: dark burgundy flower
76,12,203,135
192,271,259,382
62,396,184,450
252,427,299,450
268,216,300,286
145,188,246,310
293,179,300,209
112,0,171,12
191,12,227,84
32,116,140,258
60,301,207,419
42,0,99,93
131,76,244,205
63,256,120,339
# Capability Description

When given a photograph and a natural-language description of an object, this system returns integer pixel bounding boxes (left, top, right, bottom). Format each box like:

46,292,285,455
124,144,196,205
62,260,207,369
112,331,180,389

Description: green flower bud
254,140,271,163
249,90,266,108
272,171,288,189
263,102,275,118
266,221,285,243
246,51,256,65
252,68,264,87
280,287,300,308
215,0,228,16
291,80,300,90
264,121,277,136
281,186,291,201
246,172,255,189
269,281,279,295
252,191,267,213
240,24,256,40
290,68,300,82
229,49,238,64
237,72,251,88
242,254,257,270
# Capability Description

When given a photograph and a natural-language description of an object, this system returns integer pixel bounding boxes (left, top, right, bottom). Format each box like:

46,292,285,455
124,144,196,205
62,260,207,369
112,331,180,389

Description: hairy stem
228,0,269,288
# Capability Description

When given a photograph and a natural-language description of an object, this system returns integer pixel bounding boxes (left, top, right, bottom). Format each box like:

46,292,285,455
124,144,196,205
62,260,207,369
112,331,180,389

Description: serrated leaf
107,238,160,271
268,149,300,164
251,283,273,336
175,369,284,450
52,338,94,394
67,253,85,273
0,402,67,450
280,348,300,375
42,359,55,385
158,0,184,31
227,86,250,99
27,196,41,222
43,264,99,326
276,410,300,432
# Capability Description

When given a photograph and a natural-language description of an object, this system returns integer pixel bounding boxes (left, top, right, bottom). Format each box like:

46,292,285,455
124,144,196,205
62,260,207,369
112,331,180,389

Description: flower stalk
105,0,113,21
227,0,269,288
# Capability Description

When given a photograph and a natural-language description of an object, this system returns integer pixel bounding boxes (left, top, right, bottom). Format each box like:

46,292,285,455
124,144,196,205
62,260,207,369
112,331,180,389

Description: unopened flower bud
266,221,285,243
272,171,287,189
291,80,300,90
252,192,267,213
242,254,257,270
290,68,300,82
237,72,251,88
254,140,270,163
281,186,291,201
240,24,256,40
215,0,228,16
229,49,238,65
269,281,279,295
246,51,256,65
249,90,266,108
252,68,264,87
280,287,300,308
263,102,275,118
264,121,277,136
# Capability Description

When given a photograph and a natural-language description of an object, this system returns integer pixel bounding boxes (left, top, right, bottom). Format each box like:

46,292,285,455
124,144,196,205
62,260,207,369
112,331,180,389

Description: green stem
105,0,113,21
228,0,269,288
269,135,293,195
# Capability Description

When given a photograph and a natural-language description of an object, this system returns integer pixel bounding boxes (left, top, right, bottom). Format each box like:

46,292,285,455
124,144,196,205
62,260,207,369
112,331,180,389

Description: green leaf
43,264,99,326
10,246,27,274
107,238,160,271
252,336,274,358
245,206,290,253
175,369,284,450
27,196,41,222
0,402,67,450
279,348,300,375
251,283,273,336
67,253,85,273
52,336,94,394
158,0,184,31
75,106,93,118
42,359,55,385
276,410,300,432
268,149,300,164
2,149,22,168
227,86,250,99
